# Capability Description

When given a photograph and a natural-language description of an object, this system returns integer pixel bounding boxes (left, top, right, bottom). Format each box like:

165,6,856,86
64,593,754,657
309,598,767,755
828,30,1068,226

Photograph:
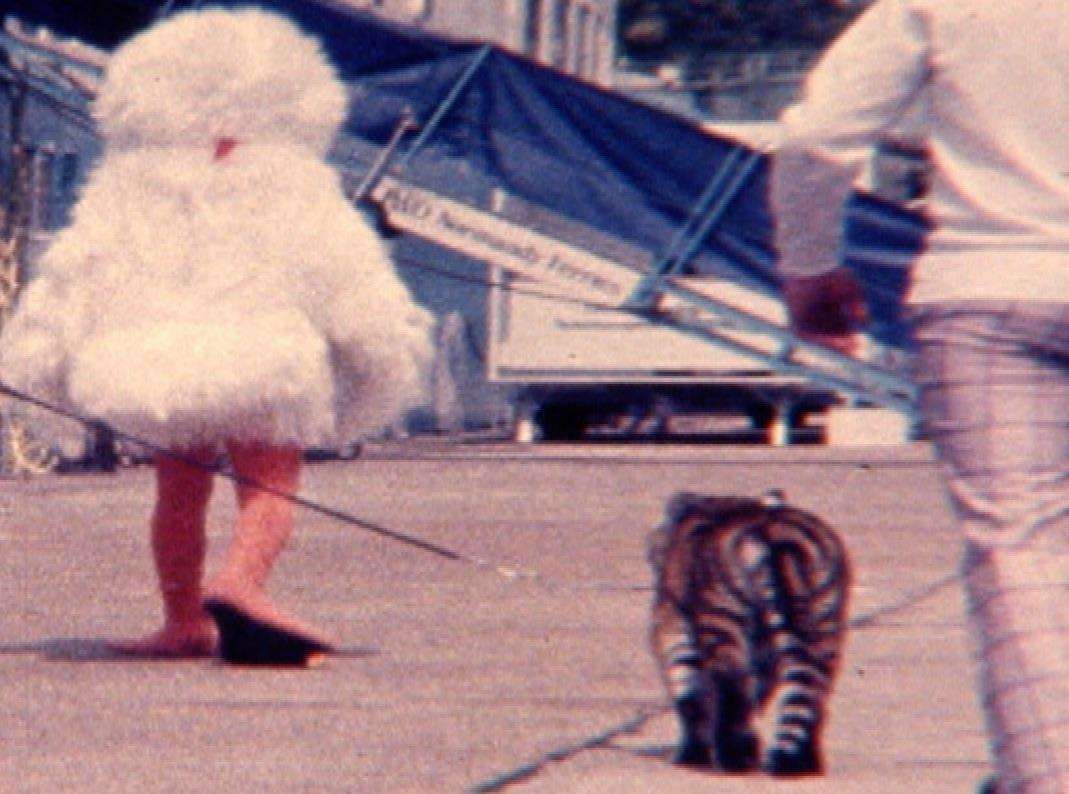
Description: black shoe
203,598,334,667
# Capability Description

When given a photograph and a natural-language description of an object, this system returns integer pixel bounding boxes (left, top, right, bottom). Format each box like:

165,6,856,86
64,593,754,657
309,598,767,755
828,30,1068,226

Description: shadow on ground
0,638,378,662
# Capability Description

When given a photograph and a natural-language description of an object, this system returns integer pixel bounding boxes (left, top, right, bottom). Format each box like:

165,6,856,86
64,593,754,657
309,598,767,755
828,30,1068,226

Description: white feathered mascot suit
0,8,434,452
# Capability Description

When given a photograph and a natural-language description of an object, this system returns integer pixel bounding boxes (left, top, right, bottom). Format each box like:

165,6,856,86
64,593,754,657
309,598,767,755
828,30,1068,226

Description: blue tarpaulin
6,0,927,347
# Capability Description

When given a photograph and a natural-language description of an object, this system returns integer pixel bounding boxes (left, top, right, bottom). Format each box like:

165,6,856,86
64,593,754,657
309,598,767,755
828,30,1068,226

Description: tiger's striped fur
648,491,850,776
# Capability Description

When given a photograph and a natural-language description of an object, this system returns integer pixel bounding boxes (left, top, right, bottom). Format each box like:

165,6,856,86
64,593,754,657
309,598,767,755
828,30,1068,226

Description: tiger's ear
760,489,787,508
664,491,705,524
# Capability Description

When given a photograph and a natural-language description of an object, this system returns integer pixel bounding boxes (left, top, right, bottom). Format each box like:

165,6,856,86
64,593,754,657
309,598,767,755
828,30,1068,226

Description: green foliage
619,0,866,61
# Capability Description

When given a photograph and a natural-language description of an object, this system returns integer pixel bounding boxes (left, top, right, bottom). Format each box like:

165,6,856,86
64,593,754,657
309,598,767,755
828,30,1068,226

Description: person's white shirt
773,0,1069,303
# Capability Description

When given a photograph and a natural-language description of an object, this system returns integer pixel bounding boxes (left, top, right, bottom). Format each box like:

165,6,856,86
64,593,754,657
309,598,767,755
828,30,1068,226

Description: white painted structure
370,176,916,445
327,0,616,85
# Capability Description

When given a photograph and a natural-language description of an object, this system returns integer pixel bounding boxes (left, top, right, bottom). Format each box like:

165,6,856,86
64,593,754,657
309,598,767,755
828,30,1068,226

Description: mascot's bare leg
111,447,219,657
203,442,334,664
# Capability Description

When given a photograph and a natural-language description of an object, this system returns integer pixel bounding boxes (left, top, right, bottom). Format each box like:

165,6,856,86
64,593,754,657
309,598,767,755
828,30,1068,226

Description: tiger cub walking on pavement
648,491,850,776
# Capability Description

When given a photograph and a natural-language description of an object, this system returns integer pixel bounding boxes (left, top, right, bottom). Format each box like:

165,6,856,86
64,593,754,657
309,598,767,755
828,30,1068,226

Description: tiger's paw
716,729,759,773
763,739,823,777
672,693,713,767
672,737,713,767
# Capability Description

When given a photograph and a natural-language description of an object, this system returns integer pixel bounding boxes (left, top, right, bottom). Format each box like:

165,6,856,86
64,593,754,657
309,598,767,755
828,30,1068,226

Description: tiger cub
647,491,850,776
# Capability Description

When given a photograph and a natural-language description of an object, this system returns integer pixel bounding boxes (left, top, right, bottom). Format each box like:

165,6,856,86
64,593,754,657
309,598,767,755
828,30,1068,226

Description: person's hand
780,269,868,356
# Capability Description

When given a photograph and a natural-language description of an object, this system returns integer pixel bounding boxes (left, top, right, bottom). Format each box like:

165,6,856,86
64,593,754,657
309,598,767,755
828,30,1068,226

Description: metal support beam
635,275,917,416
664,150,764,276
349,110,418,202
627,147,764,307
627,146,745,307
348,44,492,204
397,44,493,171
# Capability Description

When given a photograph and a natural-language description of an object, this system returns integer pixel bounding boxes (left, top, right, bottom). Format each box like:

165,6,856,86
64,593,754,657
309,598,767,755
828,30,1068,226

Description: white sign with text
371,177,643,305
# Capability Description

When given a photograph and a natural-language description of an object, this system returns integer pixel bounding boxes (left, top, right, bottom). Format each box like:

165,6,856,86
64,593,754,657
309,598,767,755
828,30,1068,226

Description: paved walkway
0,443,990,792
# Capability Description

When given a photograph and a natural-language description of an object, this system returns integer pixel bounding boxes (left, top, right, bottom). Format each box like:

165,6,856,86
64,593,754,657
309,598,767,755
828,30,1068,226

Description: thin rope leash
0,379,537,581
1,376,971,605
0,380,967,612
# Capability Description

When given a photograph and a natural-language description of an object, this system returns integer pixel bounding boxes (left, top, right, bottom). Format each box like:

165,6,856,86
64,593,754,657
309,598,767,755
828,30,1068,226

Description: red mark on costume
213,137,240,161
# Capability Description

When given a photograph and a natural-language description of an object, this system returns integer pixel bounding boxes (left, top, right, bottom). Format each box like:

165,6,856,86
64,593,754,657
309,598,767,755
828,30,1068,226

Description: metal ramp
618,145,917,418
362,170,916,446
363,164,916,434
637,277,916,414
342,43,918,436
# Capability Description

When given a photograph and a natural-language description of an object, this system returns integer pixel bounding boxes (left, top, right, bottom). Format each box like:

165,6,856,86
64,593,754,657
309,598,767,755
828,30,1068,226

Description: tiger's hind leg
707,670,759,773
650,599,712,766
660,677,761,772
692,602,759,772
756,514,848,777
761,619,841,775
763,666,827,776
663,671,759,771
672,691,713,766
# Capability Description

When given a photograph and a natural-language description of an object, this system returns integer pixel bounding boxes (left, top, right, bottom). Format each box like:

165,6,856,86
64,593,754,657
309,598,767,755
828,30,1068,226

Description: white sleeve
772,0,929,277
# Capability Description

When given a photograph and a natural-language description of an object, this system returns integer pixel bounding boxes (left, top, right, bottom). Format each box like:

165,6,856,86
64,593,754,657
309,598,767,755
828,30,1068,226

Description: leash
0,377,965,608
0,379,538,580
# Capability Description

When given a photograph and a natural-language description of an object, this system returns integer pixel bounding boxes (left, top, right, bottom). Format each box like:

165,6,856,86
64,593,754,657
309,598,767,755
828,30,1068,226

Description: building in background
333,0,616,86
614,0,873,122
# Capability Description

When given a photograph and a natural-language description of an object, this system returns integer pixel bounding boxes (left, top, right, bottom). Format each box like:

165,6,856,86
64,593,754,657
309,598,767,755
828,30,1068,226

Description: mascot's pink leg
111,448,219,657
203,442,334,663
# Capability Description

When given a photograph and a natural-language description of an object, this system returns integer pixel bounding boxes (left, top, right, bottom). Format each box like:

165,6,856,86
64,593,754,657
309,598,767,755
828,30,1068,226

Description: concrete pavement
0,442,991,792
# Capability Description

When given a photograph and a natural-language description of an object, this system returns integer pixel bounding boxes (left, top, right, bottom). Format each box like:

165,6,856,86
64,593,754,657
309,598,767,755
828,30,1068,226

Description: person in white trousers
770,2,1068,792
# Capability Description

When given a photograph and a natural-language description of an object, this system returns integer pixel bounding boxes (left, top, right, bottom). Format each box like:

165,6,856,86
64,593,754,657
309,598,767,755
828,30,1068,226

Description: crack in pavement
467,706,667,792
467,569,963,791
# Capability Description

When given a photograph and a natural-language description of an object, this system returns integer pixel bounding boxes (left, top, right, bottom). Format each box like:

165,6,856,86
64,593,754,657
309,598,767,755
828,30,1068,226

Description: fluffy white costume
0,8,433,449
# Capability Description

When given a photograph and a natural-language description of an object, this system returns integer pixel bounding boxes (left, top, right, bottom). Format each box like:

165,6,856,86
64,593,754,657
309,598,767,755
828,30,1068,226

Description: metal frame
397,44,493,170
355,39,918,423
626,147,763,307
